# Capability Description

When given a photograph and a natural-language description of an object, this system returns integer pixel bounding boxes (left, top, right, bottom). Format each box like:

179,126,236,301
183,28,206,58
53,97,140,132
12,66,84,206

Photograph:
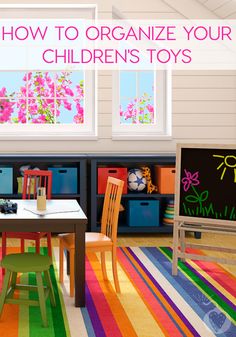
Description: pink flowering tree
0,71,84,124
120,92,154,125
0,87,15,123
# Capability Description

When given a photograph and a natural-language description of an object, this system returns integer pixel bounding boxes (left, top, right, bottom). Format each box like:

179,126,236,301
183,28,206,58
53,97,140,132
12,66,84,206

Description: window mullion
26,72,29,124
54,72,56,125
136,71,139,125
154,70,157,125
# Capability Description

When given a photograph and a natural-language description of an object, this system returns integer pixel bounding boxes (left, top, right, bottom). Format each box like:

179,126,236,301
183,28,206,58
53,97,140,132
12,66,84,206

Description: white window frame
0,4,97,140
112,69,172,140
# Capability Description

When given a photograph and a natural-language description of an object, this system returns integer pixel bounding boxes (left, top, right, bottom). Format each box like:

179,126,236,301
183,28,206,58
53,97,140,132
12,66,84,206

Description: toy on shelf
163,199,174,226
128,168,147,192
19,165,40,176
18,165,40,195
119,204,125,212
141,166,158,194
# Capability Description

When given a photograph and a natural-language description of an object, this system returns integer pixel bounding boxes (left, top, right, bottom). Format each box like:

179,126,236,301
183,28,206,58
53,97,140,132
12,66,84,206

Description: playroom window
0,4,97,140
112,70,172,140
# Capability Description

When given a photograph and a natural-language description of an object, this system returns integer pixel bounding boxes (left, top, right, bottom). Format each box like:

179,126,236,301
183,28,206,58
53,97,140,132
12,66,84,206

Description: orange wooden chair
1,170,52,258
59,176,124,297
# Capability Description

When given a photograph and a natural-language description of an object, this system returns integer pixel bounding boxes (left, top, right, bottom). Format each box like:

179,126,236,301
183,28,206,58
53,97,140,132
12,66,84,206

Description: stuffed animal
141,166,158,194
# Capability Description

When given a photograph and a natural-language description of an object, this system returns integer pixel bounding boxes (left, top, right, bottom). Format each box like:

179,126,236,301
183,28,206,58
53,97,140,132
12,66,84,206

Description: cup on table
37,187,46,211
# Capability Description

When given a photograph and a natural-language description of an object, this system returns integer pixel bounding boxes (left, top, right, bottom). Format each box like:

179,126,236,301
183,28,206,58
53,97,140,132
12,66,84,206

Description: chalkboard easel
172,143,236,275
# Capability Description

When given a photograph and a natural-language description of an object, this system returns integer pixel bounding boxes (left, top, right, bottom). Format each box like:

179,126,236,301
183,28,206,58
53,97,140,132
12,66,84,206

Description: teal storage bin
48,167,78,194
128,200,160,227
0,167,13,194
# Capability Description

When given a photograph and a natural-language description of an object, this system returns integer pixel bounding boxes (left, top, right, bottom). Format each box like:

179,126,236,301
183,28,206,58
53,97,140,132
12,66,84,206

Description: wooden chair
59,176,124,297
1,170,52,258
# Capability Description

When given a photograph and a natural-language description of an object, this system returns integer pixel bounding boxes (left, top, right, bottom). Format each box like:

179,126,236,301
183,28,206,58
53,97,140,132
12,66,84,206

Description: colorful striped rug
0,247,235,337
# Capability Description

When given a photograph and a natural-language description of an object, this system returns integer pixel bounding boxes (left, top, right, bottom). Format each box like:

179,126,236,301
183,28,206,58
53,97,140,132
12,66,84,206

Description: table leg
74,223,86,307
66,251,70,275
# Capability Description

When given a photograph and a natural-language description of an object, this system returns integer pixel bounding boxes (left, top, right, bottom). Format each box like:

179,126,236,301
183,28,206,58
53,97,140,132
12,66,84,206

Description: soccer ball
128,168,147,192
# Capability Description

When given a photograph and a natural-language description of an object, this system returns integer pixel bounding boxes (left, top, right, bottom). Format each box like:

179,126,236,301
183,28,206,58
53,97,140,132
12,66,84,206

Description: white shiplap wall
0,0,235,154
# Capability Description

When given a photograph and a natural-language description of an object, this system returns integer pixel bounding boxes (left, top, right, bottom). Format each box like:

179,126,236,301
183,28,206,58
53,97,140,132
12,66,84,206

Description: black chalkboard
176,145,236,224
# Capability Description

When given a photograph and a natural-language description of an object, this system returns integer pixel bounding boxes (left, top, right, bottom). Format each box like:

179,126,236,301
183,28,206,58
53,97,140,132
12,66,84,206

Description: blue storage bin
0,167,13,194
128,200,160,227
48,167,78,194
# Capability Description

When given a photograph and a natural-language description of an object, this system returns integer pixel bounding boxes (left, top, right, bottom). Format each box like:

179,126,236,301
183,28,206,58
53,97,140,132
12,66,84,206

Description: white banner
0,19,236,70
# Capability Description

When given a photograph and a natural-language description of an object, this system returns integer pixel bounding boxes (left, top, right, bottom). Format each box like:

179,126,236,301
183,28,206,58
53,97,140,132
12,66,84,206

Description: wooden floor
1,232,236,276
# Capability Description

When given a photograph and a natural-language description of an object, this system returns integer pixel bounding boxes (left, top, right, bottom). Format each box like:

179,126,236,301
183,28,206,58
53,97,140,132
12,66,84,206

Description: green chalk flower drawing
181,169,235,220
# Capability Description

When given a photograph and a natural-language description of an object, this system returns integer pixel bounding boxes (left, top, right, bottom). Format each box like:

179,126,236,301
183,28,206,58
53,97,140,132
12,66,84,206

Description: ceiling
197,0,236,18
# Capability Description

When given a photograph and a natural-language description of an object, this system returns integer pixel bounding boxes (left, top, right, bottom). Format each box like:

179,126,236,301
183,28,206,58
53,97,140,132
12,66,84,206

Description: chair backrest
22,170,52,200
101,176,124,243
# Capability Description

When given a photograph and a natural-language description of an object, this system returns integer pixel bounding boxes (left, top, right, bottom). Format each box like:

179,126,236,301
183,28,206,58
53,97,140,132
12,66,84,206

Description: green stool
0,253,56,327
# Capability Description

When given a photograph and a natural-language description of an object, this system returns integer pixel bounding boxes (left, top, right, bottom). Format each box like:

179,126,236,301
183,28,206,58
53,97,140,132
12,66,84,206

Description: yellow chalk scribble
213,154,236,183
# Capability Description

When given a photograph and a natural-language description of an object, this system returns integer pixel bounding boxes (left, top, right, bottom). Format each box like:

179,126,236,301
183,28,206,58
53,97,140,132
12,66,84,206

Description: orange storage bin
98,167,127,194
154,165,176,194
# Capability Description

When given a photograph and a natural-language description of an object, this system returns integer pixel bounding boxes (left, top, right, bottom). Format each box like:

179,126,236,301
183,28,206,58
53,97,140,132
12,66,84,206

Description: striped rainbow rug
0,247,235,337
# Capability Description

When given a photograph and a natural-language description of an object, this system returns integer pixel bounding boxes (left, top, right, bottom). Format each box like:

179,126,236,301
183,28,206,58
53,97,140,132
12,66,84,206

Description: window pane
15,98,27,123
28,72,55,98
139,72,154,124
56,99,84,124
0,72,25,99
28,98,55,124
55,71,84,99
0,99,16,123
120,71,155,125
0,98,28,124
120,71,137,125
139,72,153,96
120,71,136,98
120,98,137,124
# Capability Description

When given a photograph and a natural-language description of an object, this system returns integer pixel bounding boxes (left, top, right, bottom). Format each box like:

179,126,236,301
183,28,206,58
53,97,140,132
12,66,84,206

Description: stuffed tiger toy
141,166,158,194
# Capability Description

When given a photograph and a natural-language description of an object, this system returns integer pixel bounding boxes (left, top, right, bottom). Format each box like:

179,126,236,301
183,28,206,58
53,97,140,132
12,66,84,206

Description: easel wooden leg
172,221,179,276
180,228,186,262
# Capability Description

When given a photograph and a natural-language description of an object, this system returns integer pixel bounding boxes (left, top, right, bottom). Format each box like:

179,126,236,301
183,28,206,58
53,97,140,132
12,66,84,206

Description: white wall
0,0,235,154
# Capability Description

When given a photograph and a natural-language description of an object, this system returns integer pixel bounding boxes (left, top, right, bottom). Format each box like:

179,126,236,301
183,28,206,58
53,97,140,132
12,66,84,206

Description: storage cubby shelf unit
90,155,176,234
0,154,177,234
0,155,87,215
